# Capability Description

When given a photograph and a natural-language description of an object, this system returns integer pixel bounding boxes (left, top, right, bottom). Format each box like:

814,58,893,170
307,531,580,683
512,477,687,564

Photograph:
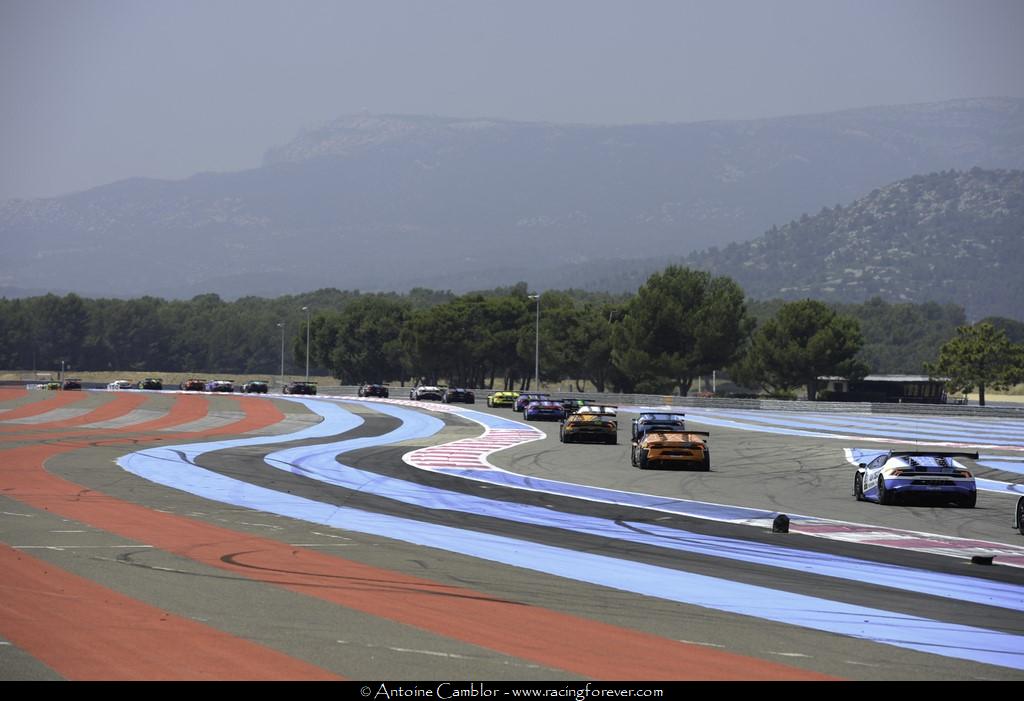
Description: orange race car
631,429,710,470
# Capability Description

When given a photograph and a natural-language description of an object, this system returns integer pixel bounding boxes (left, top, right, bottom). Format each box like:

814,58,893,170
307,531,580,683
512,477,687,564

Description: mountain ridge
2,98,1022,301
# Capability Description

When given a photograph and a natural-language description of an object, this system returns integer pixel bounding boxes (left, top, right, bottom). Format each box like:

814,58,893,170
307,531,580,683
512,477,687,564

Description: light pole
528,294,540,392
302,306,310,382
277,322,285,385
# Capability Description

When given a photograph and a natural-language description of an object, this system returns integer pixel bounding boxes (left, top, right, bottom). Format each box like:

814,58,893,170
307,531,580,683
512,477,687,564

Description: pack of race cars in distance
854,450,979,507
487,392,591,410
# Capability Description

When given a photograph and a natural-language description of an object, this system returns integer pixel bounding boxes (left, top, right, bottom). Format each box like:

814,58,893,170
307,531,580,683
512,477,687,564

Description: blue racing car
854,450,978,507
523,400,566,421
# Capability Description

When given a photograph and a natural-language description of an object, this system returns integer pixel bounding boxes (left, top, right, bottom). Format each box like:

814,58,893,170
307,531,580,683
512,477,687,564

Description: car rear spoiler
889,450,978,460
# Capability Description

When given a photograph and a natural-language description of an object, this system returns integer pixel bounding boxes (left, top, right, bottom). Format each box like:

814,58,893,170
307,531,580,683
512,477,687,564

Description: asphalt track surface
1,387,1022,681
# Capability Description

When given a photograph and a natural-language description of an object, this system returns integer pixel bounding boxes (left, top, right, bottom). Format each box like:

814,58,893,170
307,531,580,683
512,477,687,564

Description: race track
1,387,1022,680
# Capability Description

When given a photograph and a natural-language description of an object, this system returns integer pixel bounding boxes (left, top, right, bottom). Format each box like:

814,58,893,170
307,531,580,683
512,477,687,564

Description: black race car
62,378,82,390
138,377,163,390
358,383,390,398
443,387,475,404
283,381,317,395
560,397,590,414
631,413,686,441
242,380,268,394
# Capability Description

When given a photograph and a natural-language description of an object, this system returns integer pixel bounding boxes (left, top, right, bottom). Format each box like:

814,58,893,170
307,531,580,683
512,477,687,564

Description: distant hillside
684,168,1024,320
1,98,1022,299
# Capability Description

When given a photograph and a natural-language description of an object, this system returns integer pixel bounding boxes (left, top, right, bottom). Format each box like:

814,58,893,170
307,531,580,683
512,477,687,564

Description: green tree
739,299,866,399
569,303,621,392
24,293,88,371
480,294,531,389
611,266,750,395
315,296,410,383
925,323,1024,406
516,291,578,388
979,316,1024,344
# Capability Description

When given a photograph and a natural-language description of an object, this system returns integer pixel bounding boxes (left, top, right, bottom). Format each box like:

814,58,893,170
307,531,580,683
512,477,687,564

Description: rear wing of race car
636,429,709,440
889,450,978,460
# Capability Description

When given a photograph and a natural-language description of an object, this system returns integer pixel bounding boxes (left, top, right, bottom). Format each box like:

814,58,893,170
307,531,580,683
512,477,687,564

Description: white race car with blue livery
854,450,978,508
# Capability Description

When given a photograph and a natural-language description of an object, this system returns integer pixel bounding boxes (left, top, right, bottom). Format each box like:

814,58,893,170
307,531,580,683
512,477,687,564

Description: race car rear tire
854,472,865,501
638,450,649,469
607,435,617,445
701,453,710,471
959,492,977,508
878,476,895,505
1017,496,1024,535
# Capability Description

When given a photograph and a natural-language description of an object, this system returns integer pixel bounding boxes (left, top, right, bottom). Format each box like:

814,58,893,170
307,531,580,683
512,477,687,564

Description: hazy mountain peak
263,113,516,165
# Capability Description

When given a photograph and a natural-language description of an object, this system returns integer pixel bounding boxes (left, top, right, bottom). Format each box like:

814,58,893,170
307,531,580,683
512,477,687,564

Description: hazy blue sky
2,0,1022,201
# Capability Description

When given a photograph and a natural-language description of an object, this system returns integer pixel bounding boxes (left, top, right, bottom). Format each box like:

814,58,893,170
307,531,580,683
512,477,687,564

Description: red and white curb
789,521,1024,567
326,396,546,470
404,428,544,470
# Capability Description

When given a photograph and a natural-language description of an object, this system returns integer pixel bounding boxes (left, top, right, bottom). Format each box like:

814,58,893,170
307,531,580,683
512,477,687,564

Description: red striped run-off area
0,389,831,680
406,428,543,469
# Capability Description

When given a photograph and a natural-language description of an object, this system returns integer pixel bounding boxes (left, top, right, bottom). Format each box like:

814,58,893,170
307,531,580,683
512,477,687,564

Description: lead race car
854,450,979,507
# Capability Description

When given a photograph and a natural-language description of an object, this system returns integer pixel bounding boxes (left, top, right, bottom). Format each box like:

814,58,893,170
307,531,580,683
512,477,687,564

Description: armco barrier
4,379,1015,419
327,385,1024,419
